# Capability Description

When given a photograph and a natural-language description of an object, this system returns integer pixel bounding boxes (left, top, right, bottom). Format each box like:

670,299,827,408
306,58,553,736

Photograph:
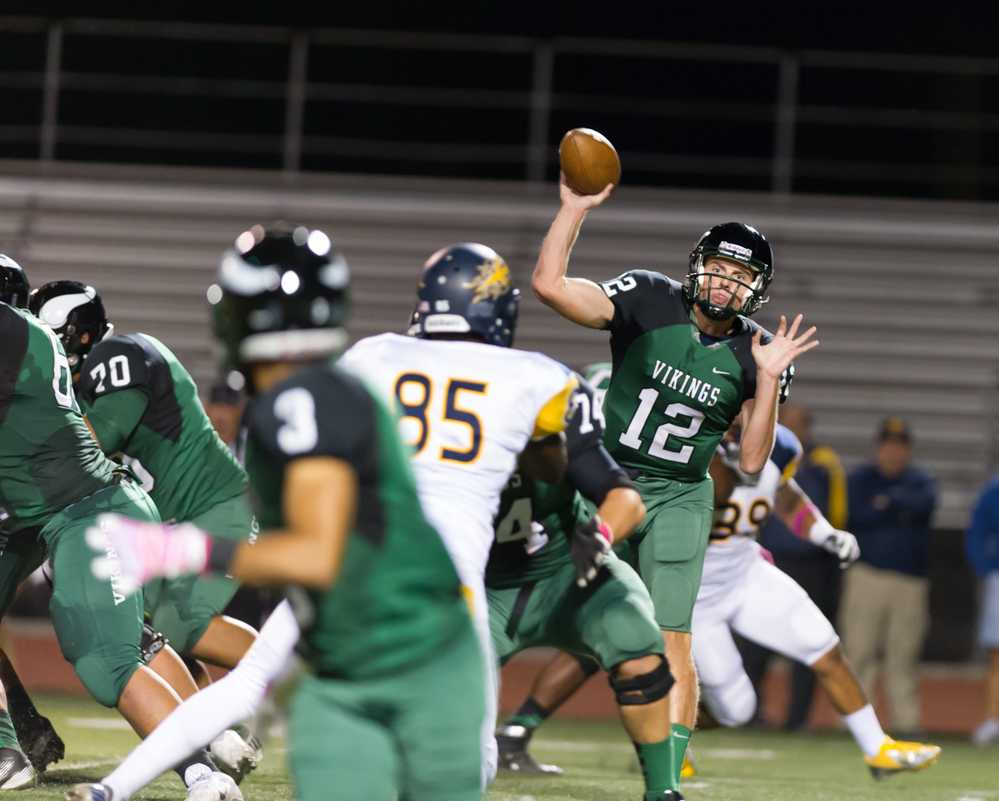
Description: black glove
569,516,612,588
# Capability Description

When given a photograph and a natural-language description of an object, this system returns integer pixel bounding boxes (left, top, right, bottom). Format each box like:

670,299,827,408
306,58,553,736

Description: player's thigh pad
634,477,714,632
393,625,485,801
692,618,757,727
731,557,839,666
43,480,158,706
576,555,664,669
149,494,254,652
290,675,399,801
150,574,237,655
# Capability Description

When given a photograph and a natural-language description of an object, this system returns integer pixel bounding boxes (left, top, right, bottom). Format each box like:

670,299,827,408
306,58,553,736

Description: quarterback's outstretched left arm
739,314,818,474
775,478,860,568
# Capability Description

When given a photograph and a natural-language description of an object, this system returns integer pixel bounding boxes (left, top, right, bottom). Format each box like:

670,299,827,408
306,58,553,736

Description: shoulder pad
600,268,678,298
78,336,150,403
771,424,803,474
565,375,605,456
251,363,376,465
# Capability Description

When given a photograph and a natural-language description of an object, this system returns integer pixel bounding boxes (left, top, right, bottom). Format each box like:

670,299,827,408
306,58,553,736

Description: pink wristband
791,506,811,538
597,521,614,546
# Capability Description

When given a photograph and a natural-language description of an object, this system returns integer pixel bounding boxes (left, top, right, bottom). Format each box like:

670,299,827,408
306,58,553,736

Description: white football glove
810,526,860,569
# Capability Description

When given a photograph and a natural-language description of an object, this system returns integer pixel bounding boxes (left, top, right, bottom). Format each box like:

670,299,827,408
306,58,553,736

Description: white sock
103,601,300,800
842,704,886,757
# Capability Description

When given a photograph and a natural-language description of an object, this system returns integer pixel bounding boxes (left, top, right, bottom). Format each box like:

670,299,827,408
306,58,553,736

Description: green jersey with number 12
599,270,789,482
0,304,116,532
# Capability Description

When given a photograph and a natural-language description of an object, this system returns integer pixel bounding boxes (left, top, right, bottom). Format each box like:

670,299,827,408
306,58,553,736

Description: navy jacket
966,476,999,577
847,463,937,578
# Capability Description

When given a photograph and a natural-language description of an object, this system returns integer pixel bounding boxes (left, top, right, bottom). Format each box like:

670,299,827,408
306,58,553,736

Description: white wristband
807,517,835,545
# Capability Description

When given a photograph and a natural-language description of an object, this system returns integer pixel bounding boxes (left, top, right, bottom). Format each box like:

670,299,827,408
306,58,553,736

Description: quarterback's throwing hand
751,314,819,378
87,514,211,595
559,172,614,212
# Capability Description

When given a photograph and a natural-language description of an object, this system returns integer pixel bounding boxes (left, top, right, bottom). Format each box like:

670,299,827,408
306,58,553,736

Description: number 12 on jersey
619,388,704,464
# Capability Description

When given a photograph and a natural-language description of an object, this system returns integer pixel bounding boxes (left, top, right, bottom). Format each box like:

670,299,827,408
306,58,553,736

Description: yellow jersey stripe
532,375,578,439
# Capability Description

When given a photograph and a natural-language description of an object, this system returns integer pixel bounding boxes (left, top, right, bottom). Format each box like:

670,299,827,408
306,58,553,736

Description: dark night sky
7,3,996,58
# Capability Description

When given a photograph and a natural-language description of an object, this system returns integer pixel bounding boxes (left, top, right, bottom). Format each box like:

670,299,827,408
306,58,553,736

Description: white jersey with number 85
339,333,576,580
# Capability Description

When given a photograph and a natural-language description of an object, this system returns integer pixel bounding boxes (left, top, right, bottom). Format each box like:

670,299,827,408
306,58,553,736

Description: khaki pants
839,562,929,732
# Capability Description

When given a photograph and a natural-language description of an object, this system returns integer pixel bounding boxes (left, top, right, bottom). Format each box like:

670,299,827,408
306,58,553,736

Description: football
558,128,622,195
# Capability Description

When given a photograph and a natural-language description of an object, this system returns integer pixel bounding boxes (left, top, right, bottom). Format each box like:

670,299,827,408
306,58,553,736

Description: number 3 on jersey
394,373,486,463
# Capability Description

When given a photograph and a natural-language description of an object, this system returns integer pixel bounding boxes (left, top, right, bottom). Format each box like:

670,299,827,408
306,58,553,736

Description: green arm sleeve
82,388,148,454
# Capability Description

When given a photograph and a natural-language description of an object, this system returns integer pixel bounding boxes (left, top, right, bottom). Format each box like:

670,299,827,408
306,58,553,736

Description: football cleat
185,771,244,801
65,783,113,801
864,737,941,779
495,724,563,775
210,729,263,785
0,748,35,789
680,749,697,778
20,711,65,773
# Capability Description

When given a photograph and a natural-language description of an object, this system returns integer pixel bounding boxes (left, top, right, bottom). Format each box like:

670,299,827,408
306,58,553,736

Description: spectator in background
839,418,937,737
966,475,999,746
203,379,244,450
743,403,848,730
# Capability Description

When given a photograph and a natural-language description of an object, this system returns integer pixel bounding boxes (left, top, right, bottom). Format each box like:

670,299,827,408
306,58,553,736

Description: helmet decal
464,257,512,304
410,243,519,348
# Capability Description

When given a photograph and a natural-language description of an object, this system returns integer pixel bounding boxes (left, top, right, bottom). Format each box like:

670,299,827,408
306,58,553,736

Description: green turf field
20,694,996,801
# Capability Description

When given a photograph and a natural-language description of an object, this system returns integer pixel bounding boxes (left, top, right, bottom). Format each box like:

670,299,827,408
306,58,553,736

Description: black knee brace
608,656,674,706
140,622,168,665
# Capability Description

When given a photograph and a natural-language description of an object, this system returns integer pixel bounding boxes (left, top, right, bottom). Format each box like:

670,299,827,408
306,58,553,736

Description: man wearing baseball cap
838,418,937,737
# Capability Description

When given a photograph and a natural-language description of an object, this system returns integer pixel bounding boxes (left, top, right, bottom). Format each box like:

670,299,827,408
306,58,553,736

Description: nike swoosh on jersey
711,368,731,376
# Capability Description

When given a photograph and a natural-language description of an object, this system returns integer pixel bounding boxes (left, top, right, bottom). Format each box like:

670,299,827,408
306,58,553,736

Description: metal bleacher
1,161,996,527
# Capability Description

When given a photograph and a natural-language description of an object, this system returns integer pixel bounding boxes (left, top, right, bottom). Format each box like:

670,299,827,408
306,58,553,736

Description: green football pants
289,623,484,801
41,477,160,707
143,492,255,653
614,474,714,633
488,551,663,669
